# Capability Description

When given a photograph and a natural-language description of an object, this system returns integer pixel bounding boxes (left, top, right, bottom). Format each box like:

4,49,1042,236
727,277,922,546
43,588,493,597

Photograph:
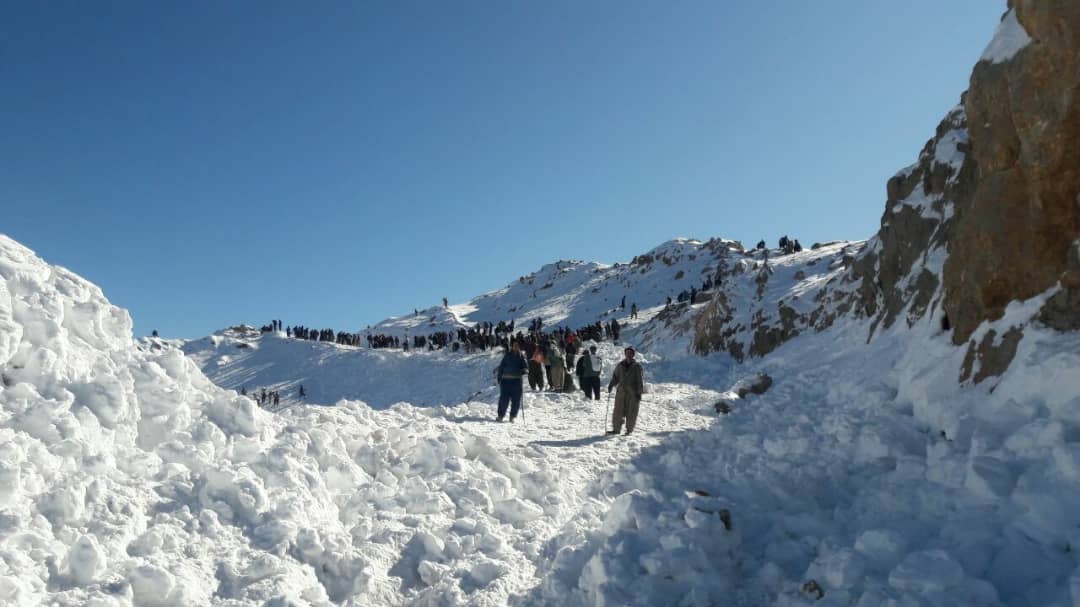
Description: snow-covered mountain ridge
179,237,860,405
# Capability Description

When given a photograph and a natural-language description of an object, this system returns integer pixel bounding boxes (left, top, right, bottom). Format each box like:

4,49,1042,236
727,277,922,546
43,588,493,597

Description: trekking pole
605,390,612,434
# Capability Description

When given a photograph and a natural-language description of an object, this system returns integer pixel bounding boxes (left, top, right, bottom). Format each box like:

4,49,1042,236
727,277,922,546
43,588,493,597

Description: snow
5,186,1080,607
981,9,1032,65
369,237,742,341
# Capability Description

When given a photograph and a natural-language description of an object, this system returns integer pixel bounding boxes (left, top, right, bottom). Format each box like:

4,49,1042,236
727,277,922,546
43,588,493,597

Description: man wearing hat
607,346,644,435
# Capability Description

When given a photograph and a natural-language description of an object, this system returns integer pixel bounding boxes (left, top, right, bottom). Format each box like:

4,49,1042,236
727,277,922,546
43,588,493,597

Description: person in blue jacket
495,341,529,422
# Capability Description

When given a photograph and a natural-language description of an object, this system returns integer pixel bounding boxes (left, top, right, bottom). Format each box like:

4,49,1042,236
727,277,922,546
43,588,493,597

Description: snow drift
3,235,677,606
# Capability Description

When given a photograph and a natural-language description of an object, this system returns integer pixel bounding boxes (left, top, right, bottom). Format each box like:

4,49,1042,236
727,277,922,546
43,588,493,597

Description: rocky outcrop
693,2,1080,383
944,1,1080,346
848,105,971,338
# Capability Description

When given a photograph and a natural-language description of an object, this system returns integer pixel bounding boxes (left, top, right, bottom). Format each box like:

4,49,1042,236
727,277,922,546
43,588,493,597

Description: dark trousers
527,361,543,390
498,379,523,419
584,376,601,400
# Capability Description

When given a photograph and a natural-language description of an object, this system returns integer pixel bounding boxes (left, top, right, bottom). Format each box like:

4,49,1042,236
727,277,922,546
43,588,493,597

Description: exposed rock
693,291,740,359
690,3,1079,385
960,326,1025,384
849,105,972,339
1039,241,1080,331
749,303,802,358
712,374,772,415
944,2,1080,344
733,373,773,397
802,579,825,600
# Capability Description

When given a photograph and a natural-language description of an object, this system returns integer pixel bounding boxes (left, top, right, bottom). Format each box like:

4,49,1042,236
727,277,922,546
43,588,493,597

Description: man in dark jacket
582,345,602,400
607,346,644,434
496,341,529,422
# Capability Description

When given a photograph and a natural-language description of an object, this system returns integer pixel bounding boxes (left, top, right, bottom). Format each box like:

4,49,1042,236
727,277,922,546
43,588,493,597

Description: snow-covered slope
0,234,725,606
180,238,858,406
371,237,740,338
14,222,1080,606
181,327,503,409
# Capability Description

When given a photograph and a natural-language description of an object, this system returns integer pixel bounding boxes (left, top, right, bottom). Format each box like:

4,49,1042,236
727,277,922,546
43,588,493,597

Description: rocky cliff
694,2,1079,381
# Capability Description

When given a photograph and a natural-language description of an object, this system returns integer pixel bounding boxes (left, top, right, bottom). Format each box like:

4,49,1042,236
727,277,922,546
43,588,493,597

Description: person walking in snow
298,384,306,399
548,345,566,391
575,353,587,394
495,341,528,422
607,346,644,435
528,346,545,391
582,345,602,400
630,303,638,319
620,295,626,309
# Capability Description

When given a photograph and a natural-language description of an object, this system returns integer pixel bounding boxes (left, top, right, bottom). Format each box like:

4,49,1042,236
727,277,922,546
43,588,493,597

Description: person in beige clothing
607,346,644,435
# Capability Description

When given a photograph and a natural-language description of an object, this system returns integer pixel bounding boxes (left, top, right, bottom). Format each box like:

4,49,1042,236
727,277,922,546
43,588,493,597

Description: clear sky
3,1,1005,338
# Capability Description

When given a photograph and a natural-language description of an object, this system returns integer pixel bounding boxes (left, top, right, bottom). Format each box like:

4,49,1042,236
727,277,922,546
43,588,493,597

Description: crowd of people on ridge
755,235,803,254
245,236,817,428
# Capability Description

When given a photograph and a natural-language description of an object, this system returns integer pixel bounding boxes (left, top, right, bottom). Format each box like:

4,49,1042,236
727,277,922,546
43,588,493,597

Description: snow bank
0,235,591,606
525,300,1080,605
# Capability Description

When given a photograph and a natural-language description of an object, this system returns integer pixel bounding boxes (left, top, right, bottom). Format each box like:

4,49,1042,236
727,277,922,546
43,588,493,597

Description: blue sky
2,1,1004,337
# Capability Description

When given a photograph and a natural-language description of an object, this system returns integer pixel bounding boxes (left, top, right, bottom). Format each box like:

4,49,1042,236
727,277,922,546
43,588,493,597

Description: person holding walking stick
495,341,528,423
607,346,644,435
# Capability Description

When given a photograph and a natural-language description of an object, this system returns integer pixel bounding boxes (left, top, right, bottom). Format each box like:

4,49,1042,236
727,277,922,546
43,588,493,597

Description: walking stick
605,390,612,434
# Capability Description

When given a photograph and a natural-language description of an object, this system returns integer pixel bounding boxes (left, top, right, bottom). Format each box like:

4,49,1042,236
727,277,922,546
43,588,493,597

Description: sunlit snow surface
4,228,1080,606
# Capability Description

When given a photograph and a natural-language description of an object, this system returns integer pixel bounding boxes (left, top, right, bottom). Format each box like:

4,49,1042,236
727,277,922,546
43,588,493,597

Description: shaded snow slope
526,296,1080,606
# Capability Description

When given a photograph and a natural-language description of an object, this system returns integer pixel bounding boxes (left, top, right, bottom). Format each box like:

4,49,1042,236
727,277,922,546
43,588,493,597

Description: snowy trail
398,379,720,604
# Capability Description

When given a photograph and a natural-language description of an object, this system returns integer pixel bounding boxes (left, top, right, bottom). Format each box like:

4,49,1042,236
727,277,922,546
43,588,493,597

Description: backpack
585,353,601,377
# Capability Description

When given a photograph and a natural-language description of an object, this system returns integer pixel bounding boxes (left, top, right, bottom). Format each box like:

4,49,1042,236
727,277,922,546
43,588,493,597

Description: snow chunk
980,9,1032,65
888,550,964,593
64,535,106,585
494,497,544,526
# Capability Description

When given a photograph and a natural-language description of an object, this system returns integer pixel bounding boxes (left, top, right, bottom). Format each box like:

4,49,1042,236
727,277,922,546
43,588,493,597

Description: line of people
241,384,306,407
241,386,281,407
495,341,643,435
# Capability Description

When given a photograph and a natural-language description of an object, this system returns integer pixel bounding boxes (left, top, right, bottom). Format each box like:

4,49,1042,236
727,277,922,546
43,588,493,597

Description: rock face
944,1,1080,344
849,105,970,339
693,2,1080,382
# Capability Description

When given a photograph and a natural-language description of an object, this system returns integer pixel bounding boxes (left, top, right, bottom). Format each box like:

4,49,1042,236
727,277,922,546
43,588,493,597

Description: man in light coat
607,346,644,435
